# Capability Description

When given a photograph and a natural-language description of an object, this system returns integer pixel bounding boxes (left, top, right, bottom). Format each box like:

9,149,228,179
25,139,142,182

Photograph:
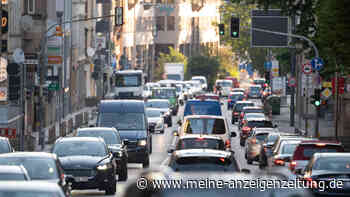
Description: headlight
97,164,110,170
138,140,147,146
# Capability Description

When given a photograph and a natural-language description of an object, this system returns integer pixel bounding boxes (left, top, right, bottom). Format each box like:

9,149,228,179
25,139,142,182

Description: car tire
240,138,245,147
160,129,164,134
143,156,150,168
231,119,235,124
118,161,128,181
168,118,172,127
149,138,152,154
105,172,117,195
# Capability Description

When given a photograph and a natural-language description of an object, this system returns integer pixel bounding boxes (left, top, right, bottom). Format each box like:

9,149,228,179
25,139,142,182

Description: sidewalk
34,106,97,152
271,95,335,138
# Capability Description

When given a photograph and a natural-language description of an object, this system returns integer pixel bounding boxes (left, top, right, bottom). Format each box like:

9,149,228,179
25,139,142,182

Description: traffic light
230,17,239,38
264,71,270,84
218,24,225,35
115,7,123,26
310,88,321,107
7,63,21,101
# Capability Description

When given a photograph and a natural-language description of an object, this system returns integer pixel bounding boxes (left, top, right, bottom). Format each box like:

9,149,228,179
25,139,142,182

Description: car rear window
234,103,254,111
247,121,273,128
281,143,298,154
0,141,10,153
255,133,268,142
171,156,238,172
184,102,222,116
0,173,27,181
294,145,344,160
229,95,244,100
185,118,226,135
245,109,264,113
176,138,225,150
313,157,350,171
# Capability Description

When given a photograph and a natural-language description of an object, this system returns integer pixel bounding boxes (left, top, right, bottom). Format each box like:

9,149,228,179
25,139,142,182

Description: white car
191,76,208,91
188,80,202,96
215,79,233,97
143,82,159,98
146,108,165,134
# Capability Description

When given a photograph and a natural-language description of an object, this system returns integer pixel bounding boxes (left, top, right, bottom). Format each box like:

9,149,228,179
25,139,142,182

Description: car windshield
176,139,225,150
248,121,273,128
53,141,107,157
146,101,169,108
313,157,350,171
0,173,27,181
250,87,260,92
115,74,141,87
255,133,269,142
235,103,254,111
76,130,121,145
98,112,146,130
267,134,279,144
146,110,161,118
0,158,58,180
152,89,176,98
193,78,205,84
281,143,299,154
184,102,221,116
217,81,232,87
254,79,265,84
0,141,10,153
229,94,244,100
185,118,226,135
0,191,62,197
171,157,237,172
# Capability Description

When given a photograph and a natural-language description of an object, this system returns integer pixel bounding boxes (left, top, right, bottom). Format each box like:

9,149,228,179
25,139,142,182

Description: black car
232,101,254,124
52,137,117,195
75,127,128,181
0,152,70,196
167,149,241,172
0,136,15,153
97,100,151,168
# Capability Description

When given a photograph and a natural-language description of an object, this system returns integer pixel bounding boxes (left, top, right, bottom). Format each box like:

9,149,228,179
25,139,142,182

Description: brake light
242,126,251,133
61,174,65,180
240,113,244,118
274,159,285,166
315,143,326,147
219,158,226,162
197,137,204,141
289,161,297,171
228,99,232,102
234,112,239,115
242,120,247,125
225,139,231,148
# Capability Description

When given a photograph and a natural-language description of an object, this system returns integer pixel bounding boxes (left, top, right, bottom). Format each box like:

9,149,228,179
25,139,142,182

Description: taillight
228,99,232,102
274,159,285,166
225,139,231,148
240,113,244,118
61,174,65,180
234,112,239,115
289,161,297,171
264,147,268,152
242,126,251,133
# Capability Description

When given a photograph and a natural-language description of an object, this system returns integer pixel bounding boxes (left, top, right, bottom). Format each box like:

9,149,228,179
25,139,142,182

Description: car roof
146,99,169,102
232,88,245,91
216,79,231,82
174,149,231,158
245,113,265,117
246,116,267,121
0,152,57,159
184,115,225,120
314,152,350,158
115,70,142,74
0,165,27,174
153,87,176,89
99,100,145,113
56,136,105,143
192,76,206,79
187,99,220,103
77,127,117,132
0,181,63,192
236,101,254,104
299,140,342,146
179,134,222,140
229,92,244,95
146,108,163,111
0,136,9,141
250,85,262,87
243,106,263,110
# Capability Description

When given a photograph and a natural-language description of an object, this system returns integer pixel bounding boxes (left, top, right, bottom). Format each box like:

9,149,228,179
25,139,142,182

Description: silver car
245,128,274,164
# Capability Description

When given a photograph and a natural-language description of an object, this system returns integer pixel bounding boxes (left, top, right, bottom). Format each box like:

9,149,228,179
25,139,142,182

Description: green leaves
155,47,188,81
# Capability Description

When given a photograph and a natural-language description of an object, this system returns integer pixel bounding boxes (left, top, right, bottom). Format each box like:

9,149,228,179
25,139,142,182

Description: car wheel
160,129,164,134
118,161,128,181
105,172,117,195
143,155,150,168
231,119,235,124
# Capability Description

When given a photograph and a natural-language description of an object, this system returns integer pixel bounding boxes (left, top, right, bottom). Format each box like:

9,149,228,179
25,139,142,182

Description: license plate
74,177,89,182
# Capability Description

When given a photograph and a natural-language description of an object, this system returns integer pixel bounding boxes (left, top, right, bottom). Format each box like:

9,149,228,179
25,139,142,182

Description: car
231,101,254,124
74,127,128,181
253,78,266,86
183,99,222,117
176,84,185,105
300,153,350,196
0,181,67,197
146,108,165,134
225,76,240,88
214,79,232,97
267,140,302,168
231,88,246,94
0,165,30,181
247,85,262,99
195,93,220,101
183,84,194,100
143,82,160,99
145,99,172,127
239,116,276,146
167,149,240,172
52,137,117,195
191,76,208,91
175,115,236,149
0,137,15,154
289,140,345,175
151,87,178,115
0,152,70,196
238,106,265,128
97,100,151,167
244,128,274,164
227,92,245,110
168,134,226,153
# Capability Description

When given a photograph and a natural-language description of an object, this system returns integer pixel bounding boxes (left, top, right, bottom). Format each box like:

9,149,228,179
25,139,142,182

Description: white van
215,79,232,97
191,76,208,91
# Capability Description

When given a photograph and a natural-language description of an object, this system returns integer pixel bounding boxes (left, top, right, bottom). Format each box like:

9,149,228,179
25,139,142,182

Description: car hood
118,130,147,140
148,117,162,123
59,155,106,169
311,170,350,178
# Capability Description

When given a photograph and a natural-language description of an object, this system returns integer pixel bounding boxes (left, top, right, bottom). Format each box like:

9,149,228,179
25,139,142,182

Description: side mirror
284,156,291,162
177,120,182,126
123,139,129,146
230,132,237,138
241,168,250,174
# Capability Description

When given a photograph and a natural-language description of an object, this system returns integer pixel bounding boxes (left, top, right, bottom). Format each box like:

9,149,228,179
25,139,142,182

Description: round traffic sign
288,77,296,87
302,63,312,75
311,57,324,71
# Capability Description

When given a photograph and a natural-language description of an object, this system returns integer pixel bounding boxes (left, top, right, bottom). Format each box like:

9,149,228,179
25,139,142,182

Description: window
167,16,175,31
28,0,35,14
156,16,165,31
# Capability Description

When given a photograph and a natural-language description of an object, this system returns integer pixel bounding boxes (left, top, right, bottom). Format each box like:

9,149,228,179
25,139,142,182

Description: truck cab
113,70,144,99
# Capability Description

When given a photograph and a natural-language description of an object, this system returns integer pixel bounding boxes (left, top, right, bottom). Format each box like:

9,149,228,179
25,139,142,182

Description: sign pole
0,0,2,58
305,75,309,136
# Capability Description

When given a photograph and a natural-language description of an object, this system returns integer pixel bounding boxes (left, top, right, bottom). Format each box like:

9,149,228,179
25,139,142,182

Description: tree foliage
154,47,188,81
218,47,239,79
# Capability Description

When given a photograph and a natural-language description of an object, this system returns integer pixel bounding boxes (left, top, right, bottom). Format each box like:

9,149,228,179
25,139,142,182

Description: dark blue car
183,99,222,117
227,92,245,109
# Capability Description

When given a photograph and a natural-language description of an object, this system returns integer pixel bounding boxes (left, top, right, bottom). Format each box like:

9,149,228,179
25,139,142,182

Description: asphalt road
71,98,264,197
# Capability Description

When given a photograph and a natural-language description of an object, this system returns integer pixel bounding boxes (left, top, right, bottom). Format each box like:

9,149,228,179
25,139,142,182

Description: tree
154,47,188,81
218,47,240,79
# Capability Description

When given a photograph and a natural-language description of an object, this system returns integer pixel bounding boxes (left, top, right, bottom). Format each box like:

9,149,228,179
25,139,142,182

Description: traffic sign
302,63,312,75
321,88,332,99
311,57,324,71
48,83,59,91
288,77,296,87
